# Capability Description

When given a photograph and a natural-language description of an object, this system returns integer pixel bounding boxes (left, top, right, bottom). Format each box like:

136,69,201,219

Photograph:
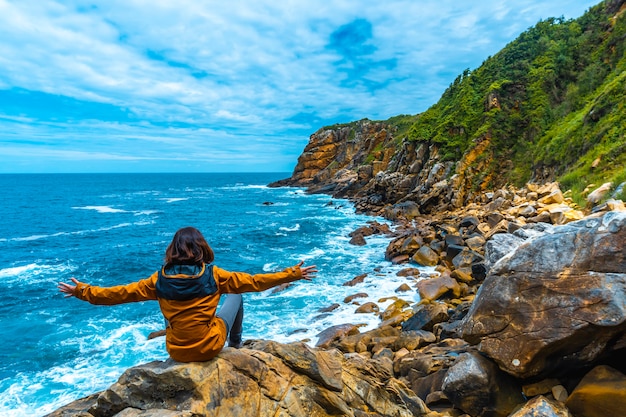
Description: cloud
0,0,599,172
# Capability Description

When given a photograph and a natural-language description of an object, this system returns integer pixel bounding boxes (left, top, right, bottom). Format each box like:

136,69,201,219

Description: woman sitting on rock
58,226,317,362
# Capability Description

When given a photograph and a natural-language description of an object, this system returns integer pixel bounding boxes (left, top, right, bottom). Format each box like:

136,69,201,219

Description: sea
0,173,424,416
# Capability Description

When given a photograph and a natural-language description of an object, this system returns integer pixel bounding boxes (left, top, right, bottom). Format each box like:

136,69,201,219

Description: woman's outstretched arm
215,260,318,293
57,274,158,305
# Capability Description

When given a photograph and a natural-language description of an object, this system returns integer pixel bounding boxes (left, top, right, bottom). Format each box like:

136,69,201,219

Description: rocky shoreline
48,180,626,417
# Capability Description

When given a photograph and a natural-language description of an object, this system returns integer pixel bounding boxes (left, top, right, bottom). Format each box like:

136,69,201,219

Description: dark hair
164,227,214,266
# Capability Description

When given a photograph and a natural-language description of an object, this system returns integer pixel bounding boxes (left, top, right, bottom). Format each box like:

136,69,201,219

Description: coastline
47,177,626,416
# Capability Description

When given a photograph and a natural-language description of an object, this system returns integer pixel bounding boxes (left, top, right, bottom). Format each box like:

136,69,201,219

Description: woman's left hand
58,277,80,298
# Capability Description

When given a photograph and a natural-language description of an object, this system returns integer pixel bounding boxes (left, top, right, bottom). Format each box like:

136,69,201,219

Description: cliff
271,0,626,213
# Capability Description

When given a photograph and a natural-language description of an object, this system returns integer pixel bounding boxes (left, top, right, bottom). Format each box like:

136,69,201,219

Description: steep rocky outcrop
270,120,493,217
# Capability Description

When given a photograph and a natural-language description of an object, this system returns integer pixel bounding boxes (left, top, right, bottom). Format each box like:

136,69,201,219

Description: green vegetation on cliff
401,0,626,201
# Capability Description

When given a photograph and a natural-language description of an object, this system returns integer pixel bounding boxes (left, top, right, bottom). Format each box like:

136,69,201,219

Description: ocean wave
220,184,269,191
6,221,153,242
72,205,128,214
160,198,189,203
278,224,300,232
0,263,73,283
134,210,160,216
0,321,168,417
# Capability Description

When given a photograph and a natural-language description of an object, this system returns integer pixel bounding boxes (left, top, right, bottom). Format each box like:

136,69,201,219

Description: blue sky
0,0,599,173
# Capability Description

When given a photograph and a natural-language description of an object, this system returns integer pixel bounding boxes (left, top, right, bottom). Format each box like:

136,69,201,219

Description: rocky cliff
271,0,626,212
270,119,501,218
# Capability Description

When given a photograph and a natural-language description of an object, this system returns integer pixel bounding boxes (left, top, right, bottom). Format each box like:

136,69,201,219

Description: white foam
7,221,151,242
0,263,73,284
134,210,160,216
160,197,189,203
72,205,128,213
278,223,300,232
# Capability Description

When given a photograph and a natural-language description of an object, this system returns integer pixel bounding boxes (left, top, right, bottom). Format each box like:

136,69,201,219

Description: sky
0,0,600,173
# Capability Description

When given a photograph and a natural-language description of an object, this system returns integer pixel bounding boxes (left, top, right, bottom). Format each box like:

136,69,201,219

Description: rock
271,282,293,294
402,303,450,332
461,212,626,379
443,243,464,263
410,369,448,402
607,198,626,211
348,233,367,245
485,212,505,228
527,211,552,224
344,292,368,303
394,338,471,377
441,352,524,417
56,341,436,417
336,325,400,354
355,302,379,314
508,396,573,417
342,273,367,286
483,232,525,268
522,378,561,397
565,365,626,417
451,267,473,283
318,303,340,313
397,267,422,277
384,201,421,220
551,385,568,402
349,225,376,238
147,329,167,340
417,274,461,302
392,330,437,351
519,204,537,218
395,283,412,292
465,235,486,252
587,182,613,205
538,189,564,205
459,216,480,229
471,263,488,281
380,298,411,321
412,245,439,266
315,324,360,348
451,248,484,269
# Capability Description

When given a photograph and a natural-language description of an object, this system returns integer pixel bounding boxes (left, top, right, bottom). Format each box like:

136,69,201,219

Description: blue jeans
216,294,243,347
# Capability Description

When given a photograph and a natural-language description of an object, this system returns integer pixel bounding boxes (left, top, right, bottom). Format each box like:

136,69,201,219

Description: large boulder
49,342,436,417
461,212,626,379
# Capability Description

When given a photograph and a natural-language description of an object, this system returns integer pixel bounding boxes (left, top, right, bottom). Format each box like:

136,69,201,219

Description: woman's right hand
58,277,81,298
296,261,318,281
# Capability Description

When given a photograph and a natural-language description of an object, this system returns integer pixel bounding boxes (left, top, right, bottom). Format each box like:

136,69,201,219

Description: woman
58,226,317,362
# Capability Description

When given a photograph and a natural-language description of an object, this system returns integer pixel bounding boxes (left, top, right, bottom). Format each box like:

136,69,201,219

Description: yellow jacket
73,263,303,362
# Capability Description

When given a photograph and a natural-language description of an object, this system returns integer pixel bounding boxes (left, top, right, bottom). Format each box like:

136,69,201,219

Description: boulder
315,324,360,348
342,273,367,286
412,245,439,266
417,274,461,302
50,342,436,417
565,365,626,417
461,212,626,379
485,233,524,267
441,352,524,417
402,303,450,332
508,396,573,417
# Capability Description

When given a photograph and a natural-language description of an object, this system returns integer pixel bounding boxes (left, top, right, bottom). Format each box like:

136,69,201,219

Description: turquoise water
0,173,419,416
